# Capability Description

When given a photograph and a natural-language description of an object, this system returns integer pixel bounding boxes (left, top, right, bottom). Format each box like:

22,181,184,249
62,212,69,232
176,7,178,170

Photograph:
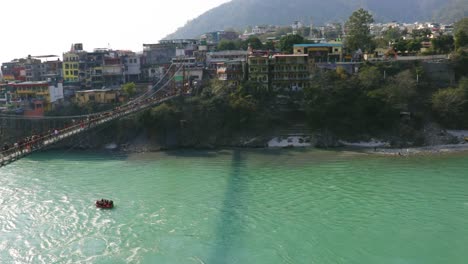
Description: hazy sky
0,0,230,64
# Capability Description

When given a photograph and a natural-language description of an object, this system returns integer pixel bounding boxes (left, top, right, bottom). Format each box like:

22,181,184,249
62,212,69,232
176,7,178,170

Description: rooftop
12,81,49,86
208,50,249,56
75,89,115,93
294,43,342,48
273,54,308,57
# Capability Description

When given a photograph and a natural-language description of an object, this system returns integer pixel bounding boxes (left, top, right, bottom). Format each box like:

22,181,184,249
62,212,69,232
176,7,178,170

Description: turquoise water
1,149,468,264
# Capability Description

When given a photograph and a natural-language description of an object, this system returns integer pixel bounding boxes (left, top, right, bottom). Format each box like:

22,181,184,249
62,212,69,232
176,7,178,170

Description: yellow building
63,52,80,82
75,89,119,105
10,81,64,114
293,43,343,63
247,55,270,90
271,54,311,91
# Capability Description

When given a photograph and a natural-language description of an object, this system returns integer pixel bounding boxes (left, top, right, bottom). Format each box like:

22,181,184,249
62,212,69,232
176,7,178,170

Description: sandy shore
364,143,468,156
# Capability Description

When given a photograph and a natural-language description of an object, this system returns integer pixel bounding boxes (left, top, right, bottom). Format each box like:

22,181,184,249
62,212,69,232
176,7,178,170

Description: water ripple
1,150,468,263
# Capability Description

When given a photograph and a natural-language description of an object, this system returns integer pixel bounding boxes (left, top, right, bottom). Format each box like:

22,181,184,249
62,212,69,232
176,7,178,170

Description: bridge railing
1,92,178,167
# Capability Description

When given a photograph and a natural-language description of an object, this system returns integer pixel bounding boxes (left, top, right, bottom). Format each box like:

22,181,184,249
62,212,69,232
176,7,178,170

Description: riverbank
366,143,468,156
111,135,468,157
48,125,468,157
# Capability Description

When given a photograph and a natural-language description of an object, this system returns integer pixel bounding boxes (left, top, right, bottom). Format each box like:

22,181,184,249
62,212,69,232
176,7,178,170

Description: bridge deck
1,94,175,168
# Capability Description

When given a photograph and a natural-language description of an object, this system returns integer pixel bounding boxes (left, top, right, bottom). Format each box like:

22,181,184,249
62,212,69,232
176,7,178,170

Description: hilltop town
1,11,467,150
0,17,458,116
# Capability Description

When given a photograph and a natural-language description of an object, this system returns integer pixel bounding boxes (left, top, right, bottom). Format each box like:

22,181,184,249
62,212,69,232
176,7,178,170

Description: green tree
432,86,467,126
455,31,468,50
455,18,468,35
358,66,382,90
264,40,276,51
217,40,239,51
406,40,422,53
368,70,418,111
411,28,432,41
451,47,468,78
431,35,454,54
393,39,409,53
384,27,402,42
344,8,375,52
432,88,465,116
122,82,136,97
242,36,263,50
279,34,306,54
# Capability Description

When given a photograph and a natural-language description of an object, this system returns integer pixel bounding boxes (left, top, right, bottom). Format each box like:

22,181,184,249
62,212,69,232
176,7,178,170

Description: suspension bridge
0,64,187,168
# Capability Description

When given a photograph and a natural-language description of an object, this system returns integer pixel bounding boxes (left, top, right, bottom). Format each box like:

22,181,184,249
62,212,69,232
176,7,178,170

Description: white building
49,81,64,103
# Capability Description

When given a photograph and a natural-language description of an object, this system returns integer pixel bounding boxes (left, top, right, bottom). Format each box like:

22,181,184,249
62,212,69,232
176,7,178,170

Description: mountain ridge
165,0,467,39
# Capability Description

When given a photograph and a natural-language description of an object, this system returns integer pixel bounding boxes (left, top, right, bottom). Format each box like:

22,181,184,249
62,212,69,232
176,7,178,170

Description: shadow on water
163,149,232,158
164,147,314,158
208,149,247,264
23,149,129,163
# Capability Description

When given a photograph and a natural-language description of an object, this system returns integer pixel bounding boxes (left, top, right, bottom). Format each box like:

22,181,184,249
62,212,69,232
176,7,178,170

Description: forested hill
166,0,467,39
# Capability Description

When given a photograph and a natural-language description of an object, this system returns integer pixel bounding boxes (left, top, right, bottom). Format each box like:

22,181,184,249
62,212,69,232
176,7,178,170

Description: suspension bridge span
0,64,186,168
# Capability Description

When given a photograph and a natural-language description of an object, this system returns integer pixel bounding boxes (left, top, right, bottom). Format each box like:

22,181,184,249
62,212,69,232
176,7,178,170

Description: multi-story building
2,57,40,82
293,43,343,63
121,52,142,82
1,61,26,81
248,54,270,90
62,44,127,89
143,39,198,66
206,50,249,70
142,40,199,82
62,52,80,83
201,31,238,45
74,89,120,105
271,54,310,91
0,83,14,107
171,56,203,90
9,80,64,115
81,49,108,89
102,57,123,88
2,56,62,82
41,60,62,81
216,60,247,86
23,56,42,82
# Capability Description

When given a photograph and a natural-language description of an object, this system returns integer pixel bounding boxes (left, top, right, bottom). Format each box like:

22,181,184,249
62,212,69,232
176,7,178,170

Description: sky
0,0,231,64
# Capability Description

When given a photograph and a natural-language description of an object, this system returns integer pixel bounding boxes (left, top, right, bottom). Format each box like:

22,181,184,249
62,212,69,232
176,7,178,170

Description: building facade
271,54,311,91
248,55,270,90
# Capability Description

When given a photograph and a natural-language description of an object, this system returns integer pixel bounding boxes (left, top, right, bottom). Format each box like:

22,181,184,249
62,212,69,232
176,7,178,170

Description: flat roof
273,54,308,57
294,43,342,48
12,81,49,86
76,89,114,93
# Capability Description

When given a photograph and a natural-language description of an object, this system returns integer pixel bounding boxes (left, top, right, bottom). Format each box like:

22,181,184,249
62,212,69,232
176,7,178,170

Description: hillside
165,0,466,39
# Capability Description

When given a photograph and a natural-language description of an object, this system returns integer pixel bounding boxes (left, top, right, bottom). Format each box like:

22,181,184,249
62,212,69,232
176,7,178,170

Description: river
1,149,467,263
